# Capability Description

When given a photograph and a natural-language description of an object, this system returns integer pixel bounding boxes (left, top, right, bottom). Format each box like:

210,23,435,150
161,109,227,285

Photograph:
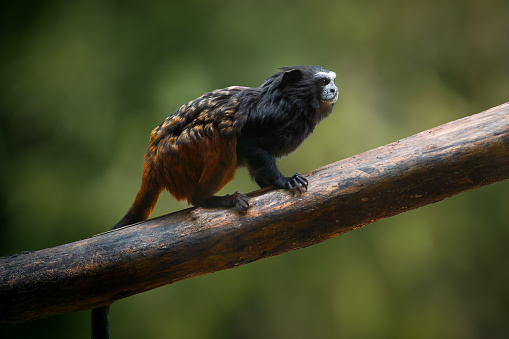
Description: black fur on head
237,65,338,157
254,65,338,115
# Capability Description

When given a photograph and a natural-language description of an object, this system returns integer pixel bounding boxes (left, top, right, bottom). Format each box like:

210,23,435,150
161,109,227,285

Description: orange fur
114,162,163,228
152,129,237,203
116,126,238,230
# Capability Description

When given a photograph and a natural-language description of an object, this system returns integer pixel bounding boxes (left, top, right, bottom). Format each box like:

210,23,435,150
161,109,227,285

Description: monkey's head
283,65,338,102
274,65,338,123
241,66,338,155
265,66,337,99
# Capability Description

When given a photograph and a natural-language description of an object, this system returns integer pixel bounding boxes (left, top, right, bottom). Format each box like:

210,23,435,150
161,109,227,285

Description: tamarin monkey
92,65,338,338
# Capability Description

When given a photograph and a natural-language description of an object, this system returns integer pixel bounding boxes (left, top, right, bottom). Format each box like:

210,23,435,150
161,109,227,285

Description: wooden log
1,102,508,327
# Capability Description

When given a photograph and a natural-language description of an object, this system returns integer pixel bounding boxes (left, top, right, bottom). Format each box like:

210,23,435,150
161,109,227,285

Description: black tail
91,306,110,339
91,172,162,339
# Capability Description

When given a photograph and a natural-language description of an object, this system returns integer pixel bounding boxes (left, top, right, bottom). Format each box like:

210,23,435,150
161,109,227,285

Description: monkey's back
144,86,248,203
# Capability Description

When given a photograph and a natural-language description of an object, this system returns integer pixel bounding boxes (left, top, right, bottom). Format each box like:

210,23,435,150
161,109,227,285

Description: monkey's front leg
245,147,308,194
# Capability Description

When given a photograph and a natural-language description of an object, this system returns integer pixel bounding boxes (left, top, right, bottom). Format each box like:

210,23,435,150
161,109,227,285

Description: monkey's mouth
323,97,338,103
321,92,339,103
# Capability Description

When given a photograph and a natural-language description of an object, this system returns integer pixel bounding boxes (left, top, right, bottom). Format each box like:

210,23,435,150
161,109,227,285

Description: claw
286,181,298,195
294,173,308,190
285,173,308,195
293,178,303,194
232,191,249,213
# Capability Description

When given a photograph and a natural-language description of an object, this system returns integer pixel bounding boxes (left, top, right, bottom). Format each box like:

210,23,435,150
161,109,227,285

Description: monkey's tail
91,306,110,339
92,167,162,339
112,165,163,230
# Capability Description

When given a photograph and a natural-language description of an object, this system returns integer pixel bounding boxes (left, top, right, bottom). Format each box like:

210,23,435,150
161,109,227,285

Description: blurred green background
1,0,508,338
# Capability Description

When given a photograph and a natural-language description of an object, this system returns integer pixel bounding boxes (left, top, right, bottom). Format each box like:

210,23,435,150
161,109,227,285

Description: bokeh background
1,0,508,338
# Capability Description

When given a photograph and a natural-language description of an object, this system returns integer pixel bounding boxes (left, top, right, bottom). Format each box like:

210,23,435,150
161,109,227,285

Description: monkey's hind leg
159,132,249,212
188,135,249,212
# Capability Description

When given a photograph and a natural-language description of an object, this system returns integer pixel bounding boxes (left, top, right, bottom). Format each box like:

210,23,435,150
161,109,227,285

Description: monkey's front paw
232,191,249,213
284,173,308,195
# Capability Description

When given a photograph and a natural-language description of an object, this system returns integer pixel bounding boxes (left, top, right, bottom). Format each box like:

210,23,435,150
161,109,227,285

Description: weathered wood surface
1,102,508,327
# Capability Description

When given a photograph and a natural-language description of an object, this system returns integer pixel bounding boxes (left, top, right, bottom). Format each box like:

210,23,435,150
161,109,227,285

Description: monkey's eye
320,78,330,86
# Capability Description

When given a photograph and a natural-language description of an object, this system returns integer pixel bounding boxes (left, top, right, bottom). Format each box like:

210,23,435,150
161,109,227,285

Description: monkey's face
315,71,338,103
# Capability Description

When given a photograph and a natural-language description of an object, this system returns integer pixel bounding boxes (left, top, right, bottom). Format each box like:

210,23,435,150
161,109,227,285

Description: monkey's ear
279,69,302,88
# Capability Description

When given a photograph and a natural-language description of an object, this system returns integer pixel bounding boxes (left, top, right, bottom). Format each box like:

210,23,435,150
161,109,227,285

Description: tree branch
1,102,508,327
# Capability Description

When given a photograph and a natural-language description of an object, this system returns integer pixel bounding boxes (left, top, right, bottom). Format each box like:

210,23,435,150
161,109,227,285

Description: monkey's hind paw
232,191,249,213
285,173,309,195
192,193,249,213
